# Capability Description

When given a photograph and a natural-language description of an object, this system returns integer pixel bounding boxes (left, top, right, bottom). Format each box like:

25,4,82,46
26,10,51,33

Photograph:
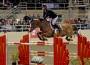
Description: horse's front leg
37,32,47,41
40,32,51,41
37,32,44,41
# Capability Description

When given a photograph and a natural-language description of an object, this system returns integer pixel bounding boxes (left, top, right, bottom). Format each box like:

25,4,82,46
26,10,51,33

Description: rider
41,5,61,32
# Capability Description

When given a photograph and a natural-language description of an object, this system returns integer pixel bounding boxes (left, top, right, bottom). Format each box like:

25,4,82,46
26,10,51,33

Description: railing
0,2,69,10
26,3,69,10
18,2,27,10
0,3,13,18
0,2,21,19
0,25,30,32
0,1,90,10
73,23,90,29
71,0,90,5
0,24,90,32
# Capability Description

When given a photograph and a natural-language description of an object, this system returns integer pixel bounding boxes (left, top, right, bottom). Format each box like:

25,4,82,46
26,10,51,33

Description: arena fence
0,1,90,10
0,35,6,65
0,23,90,32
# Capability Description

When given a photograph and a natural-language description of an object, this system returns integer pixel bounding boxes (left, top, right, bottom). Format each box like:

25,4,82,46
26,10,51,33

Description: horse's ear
30,18,33,23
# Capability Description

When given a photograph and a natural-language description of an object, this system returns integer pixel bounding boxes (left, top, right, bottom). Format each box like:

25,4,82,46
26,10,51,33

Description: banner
42,3,59,9
42,3,54,8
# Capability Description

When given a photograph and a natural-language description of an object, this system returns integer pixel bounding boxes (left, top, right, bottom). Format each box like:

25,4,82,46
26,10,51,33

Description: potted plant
70,57,82,65
10,52,19,65
84,58,90,65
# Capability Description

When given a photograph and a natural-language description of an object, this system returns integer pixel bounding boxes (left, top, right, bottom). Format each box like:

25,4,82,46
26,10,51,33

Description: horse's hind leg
65,36,73,41
40,32,51,41
42,36,48,41
66,36,70,41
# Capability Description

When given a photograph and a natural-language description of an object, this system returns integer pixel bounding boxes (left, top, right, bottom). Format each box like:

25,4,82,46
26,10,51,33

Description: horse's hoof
44,38,48,41
41,39,45,41
40,38,48,41
66,39,71,41
39,39,44,41
31,61,35,63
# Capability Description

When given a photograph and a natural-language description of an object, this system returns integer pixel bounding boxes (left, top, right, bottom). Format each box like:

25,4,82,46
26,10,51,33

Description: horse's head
30,19,41,32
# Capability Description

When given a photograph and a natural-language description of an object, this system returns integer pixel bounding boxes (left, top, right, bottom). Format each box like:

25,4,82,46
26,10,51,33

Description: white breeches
46,16,58,25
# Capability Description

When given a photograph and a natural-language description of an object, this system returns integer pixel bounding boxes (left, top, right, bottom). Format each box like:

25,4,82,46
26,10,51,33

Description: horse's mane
30,18,44,22
39,18,44,22
31,18,50,28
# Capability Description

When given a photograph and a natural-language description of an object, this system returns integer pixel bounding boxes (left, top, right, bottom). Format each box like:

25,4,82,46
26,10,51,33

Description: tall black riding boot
53,24,62,33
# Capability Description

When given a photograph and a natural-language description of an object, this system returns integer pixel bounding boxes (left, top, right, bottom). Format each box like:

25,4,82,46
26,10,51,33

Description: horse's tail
72,24,79,35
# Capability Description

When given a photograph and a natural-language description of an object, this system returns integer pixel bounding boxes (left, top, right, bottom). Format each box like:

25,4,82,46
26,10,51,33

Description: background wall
0,10,79,21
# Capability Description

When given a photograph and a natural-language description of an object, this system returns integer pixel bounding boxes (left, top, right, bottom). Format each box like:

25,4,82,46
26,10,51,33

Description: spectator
46,0,51,3
32,14,37,19
0,18,6,25
18,20,22,25
28,14,31,18
0,21,2,31
4,20,12,31
41,0,46,3
28,14,32,22
74,18,79,24
36,0,42,3
37,14,41,19
81,16,88,24
77,17,82,23
57,0,62,3
32,0,35,3
19,19,23,24
15,20,22,31
12,18,17,25
23,14,31,24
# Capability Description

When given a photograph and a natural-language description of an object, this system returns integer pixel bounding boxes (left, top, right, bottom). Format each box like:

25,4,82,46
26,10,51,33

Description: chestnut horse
30,19,78,41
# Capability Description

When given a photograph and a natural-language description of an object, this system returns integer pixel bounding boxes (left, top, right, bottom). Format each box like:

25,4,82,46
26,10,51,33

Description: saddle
39,18,62,33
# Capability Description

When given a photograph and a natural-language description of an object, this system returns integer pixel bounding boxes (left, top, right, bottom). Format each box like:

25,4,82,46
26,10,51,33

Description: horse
63,20,79,34
30,19,79,41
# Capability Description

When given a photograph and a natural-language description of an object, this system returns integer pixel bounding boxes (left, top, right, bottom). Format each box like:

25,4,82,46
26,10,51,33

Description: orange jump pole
58,38,62,65
18,34,30,65
78,35,82,57
54,36,58,65
0,35,6,65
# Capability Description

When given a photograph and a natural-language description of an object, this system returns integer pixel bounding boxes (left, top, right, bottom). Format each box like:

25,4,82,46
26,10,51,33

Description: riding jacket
43,9,57,19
